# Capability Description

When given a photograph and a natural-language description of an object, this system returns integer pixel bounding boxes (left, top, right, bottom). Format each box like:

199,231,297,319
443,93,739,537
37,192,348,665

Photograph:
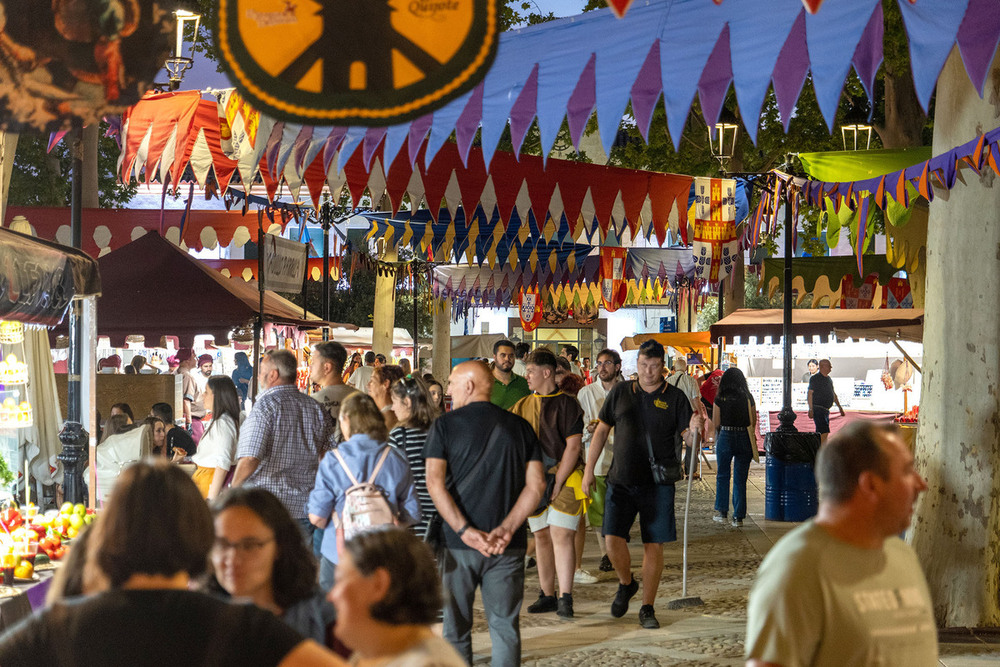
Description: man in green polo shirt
491,339,530,409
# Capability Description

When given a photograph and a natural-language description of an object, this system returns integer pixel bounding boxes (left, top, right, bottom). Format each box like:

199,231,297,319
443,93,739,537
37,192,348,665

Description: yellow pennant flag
529,248,538,273
400,220,414,247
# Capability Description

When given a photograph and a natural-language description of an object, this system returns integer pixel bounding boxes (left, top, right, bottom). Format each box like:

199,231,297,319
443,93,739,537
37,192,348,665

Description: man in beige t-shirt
745,421,937,667
310,341,358,445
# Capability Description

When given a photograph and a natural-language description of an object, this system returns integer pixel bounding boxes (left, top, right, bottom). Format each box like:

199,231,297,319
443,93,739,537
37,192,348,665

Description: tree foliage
7,122,137,208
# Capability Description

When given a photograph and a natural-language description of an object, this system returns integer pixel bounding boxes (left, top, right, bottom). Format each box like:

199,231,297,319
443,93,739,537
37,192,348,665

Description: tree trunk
877,72,927,149
909,46,1000,628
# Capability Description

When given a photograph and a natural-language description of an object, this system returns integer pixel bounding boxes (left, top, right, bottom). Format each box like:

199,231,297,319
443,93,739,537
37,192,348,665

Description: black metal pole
777,189,797,432
251,214,264,401
59,119,88,504
412,269,419,372
322,197,331,342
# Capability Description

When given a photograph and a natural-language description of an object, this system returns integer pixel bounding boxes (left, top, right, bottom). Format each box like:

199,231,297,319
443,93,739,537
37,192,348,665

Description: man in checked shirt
232,349,330,540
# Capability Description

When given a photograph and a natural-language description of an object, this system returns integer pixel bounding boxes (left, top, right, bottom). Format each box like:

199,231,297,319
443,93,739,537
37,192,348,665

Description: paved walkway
462,457,1000,666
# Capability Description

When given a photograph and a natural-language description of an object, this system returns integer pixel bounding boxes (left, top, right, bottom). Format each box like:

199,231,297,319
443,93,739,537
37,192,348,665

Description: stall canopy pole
777,189,797,433
61,118,88,505
412,268,419,371
321,196,331,342
251,211,264,402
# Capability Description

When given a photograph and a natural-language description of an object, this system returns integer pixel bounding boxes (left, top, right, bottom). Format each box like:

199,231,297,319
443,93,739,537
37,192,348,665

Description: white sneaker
712,511,727,523
574,568,599,584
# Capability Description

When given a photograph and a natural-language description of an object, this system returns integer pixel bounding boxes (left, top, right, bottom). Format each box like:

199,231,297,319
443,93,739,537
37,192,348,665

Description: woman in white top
191,376,243,500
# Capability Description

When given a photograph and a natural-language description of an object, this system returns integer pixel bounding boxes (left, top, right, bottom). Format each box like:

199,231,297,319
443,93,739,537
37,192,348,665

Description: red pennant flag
607,0,635,18
801,0,824,13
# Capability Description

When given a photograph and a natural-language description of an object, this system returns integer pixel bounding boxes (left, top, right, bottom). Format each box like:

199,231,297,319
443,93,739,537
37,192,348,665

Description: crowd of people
2,338,936,666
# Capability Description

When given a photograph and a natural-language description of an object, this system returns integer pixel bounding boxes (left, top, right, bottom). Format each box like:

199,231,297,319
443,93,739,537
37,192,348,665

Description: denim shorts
813,407,831,433
602,482,677,544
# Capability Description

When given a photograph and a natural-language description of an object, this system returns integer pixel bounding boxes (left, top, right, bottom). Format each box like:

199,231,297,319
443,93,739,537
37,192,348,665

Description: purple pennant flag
362,127,387,171
408,114,433,168
455,82,484,166
772,10,809,131
566,54,597,150
697,25,733,138
630,41,662,143
957,0,1000,96
264,122,285,176
852,2,884,102
322,128,348,174
509,65,540,158
47,130,69,153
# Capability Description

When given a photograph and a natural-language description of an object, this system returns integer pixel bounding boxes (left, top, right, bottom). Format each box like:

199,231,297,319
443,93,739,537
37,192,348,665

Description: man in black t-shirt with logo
582,340,702,630
425,360,545,667
808,359,845,444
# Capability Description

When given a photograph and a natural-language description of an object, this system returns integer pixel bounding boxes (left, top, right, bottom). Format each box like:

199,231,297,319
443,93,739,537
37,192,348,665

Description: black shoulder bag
636,382,685,485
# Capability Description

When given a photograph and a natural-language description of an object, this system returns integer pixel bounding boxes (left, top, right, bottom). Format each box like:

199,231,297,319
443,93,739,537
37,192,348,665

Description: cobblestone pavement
461,461,1000,666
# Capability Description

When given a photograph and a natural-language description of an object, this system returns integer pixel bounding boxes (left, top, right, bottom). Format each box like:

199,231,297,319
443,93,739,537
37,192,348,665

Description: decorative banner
216,89,277,185
600,246,627,312
884,277,913,309
215,0,500,126
519,286,543,332
692,178,738,284
262,234,308,292
839,273,878,309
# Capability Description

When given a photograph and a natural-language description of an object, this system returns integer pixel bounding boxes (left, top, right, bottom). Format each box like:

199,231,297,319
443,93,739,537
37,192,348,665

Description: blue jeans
714,429,753,520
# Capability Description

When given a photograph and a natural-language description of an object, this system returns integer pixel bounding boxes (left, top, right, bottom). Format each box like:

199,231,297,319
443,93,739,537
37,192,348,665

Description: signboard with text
262,234,308,293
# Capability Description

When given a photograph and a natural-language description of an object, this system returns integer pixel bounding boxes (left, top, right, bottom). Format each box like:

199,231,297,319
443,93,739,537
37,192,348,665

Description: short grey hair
264,349,297,382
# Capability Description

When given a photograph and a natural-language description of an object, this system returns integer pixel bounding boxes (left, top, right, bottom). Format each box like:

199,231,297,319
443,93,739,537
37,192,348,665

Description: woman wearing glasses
209,487,335,645
388,376,440,540
0,461,343,666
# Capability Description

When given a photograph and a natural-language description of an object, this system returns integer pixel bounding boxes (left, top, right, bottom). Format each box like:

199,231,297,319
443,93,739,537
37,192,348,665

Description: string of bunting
752,124,1000,276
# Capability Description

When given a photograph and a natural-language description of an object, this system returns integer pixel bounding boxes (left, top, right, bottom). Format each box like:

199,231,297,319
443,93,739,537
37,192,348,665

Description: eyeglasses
212,537,274,556
597,361,618,367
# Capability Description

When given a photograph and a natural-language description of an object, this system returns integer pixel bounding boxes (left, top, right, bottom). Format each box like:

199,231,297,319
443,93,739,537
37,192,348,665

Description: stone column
909,46,1000,627
432,297,452,386
372,245,397,358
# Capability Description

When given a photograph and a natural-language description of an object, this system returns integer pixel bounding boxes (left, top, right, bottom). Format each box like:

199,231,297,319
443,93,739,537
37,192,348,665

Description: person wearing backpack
308,393,421,592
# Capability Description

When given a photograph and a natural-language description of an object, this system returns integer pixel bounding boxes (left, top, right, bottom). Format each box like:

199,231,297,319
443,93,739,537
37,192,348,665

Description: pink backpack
332,447,398,542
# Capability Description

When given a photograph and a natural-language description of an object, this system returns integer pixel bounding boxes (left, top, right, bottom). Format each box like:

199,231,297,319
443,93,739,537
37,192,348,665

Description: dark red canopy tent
75,232,352,347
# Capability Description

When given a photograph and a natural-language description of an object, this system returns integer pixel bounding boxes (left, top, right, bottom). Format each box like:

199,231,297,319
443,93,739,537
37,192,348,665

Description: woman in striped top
388,376,441,539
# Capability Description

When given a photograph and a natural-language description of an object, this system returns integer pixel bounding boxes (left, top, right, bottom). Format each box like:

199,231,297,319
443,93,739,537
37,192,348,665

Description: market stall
710,308,924,439
0,227,101,627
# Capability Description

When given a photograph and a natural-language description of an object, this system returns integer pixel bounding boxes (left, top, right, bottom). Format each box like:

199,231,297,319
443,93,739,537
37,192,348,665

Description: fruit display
27,503,96,561
894,405,919,424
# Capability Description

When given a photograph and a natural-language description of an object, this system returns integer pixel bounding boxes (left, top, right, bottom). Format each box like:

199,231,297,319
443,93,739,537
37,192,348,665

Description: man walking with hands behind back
745,421,935,666
425,361,545,667
583,340,703,629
